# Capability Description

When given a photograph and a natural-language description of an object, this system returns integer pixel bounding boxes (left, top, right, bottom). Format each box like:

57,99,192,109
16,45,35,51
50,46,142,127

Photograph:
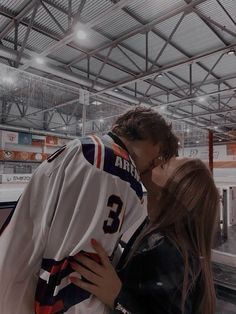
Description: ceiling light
157,73,163,78
51,128,55,131
2,76,14,84
76,30,87,40
62,126,67,130
91,101,102,106
214,126,218,130
219,139,222,142
198,96,206,103
99,118,104,123
78,123,83,128
196,140,199,144
186,128,190,133
160,105,165,110
35,57,44,65
114,89,119,92
227,49,235,56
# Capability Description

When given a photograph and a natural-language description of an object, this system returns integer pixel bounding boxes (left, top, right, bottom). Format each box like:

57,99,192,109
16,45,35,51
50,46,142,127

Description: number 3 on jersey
103,195,123,234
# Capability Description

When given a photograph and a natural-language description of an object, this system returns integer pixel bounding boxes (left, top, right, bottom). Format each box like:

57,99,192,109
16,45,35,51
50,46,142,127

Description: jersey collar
107,131,129,153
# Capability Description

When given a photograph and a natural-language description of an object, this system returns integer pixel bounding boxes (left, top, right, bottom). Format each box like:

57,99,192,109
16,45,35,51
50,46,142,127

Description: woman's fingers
70,261,102,285
69,276,97,295
91,239,111,267
72,253,104,276
70,242,122,308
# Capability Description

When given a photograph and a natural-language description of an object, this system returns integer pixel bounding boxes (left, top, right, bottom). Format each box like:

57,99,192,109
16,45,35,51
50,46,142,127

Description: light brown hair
130,159,219,314
149,159,219,314
112,106,179,162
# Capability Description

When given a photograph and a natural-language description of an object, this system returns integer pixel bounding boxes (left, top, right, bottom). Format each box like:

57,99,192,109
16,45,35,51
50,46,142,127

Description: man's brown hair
112,106,179,161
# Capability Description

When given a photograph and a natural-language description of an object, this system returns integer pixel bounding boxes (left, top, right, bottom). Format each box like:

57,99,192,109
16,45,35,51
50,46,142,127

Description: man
0,107,178,314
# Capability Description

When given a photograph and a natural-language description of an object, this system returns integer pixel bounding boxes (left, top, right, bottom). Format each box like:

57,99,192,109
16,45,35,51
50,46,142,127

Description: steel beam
41,1,66,34
149,12,186,71
196,10,236,38
121,5,231,91
216,0,236,26
155,87,236,109
96,42,236,94
1,1,231,96
0,1,39,40
16,2,39,67
72,0,86,25
66,0,208,67
192,53,225,94
92,46,114,87
68,0,72,29
20,0,137,70
117,45,143,72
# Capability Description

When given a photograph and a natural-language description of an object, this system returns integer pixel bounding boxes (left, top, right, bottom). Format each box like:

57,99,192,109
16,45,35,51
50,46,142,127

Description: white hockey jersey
0,133,144,314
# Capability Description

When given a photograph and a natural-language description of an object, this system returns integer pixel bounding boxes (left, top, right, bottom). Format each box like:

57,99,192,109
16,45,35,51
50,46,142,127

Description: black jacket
112,219,201,314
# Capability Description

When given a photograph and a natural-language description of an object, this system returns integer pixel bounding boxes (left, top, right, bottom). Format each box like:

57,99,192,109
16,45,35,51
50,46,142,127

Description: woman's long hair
133,159,219,314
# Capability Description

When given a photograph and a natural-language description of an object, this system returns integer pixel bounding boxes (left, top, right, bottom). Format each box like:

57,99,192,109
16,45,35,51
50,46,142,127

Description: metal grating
127,0,186,22
7,23,58,53
95,9,140,38
0,0,30,13
78,0,113,24
0,15,11,32
198,0,236,39
49,45,83,63
24,4,68,37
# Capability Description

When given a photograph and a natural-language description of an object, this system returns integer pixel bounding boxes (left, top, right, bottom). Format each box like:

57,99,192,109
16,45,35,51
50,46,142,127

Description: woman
69,157,219,314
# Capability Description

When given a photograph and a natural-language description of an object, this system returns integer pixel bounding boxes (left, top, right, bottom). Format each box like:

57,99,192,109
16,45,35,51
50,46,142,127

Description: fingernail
69,276,75,282
91,238,97,246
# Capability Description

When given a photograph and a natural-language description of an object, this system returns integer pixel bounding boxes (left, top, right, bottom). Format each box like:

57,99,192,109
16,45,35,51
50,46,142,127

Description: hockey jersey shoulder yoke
81,135,143,200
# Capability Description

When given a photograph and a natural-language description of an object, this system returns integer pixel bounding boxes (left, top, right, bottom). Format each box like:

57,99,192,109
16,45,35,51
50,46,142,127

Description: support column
80,90,90,136
208,130,213,173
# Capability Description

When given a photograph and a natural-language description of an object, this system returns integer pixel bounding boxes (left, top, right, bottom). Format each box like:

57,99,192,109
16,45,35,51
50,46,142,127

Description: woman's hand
69,239,122,308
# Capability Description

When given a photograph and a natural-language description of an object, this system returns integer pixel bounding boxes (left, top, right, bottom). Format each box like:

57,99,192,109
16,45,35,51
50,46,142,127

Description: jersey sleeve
0,140,79,313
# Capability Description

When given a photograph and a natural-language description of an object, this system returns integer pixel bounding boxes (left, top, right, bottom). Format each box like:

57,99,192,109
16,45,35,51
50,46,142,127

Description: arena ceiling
0,0,236,144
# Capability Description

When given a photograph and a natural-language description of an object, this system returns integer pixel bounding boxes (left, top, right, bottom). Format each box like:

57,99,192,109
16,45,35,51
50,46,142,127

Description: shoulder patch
47,145,66,163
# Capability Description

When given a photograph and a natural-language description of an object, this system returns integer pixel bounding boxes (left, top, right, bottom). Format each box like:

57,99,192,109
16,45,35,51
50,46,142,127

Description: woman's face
141,157,189,219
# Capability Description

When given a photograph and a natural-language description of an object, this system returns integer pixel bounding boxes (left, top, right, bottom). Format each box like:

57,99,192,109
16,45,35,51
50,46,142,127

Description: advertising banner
18,132,32,145
2,131,18,144
226,143,236,156
32,135,45,147
46,135,58,146
1,174,32,183
0,150,48,161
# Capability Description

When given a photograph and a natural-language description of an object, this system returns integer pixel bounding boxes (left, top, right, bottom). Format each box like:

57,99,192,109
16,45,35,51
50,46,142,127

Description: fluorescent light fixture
76,30,87,40
3,76,14,84
227,49,235,56
51,128,55,131
198,96,206,103
91,101,102,106
35,57,44,65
